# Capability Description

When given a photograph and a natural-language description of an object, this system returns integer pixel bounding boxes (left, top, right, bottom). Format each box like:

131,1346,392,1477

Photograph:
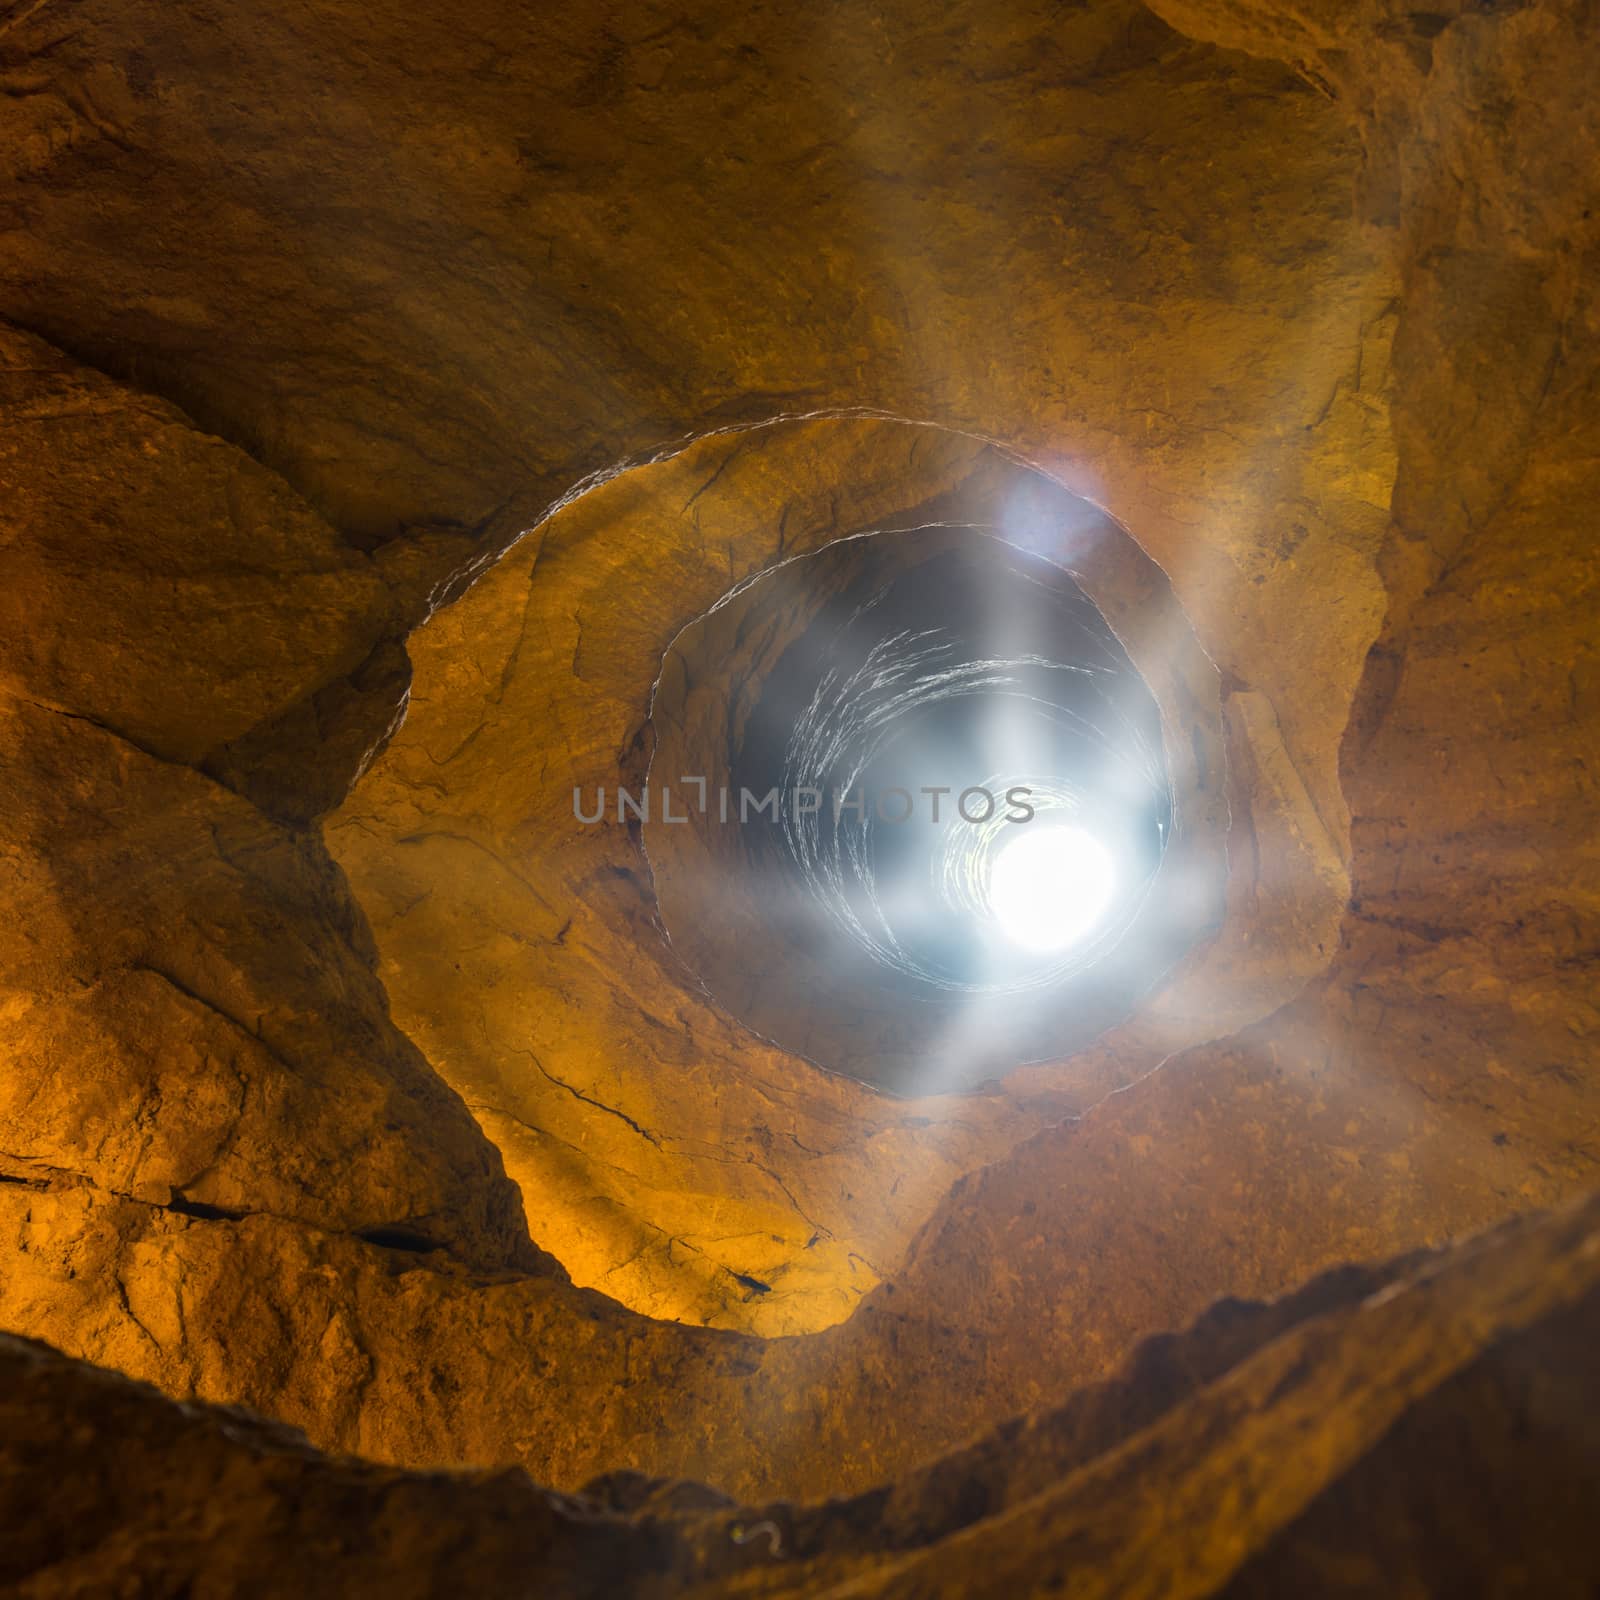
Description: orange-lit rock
0,0,1597,1590
4,1194,1598,1595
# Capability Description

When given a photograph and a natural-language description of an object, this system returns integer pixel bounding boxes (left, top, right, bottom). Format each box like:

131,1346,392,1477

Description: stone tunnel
0,0,1597,1593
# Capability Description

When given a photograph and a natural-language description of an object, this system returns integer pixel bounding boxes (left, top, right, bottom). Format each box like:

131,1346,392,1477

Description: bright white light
987,824,1117,952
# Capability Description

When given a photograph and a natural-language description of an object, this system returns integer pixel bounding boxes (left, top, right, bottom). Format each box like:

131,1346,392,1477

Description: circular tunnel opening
646,518,1210,1093
733,535,1171,990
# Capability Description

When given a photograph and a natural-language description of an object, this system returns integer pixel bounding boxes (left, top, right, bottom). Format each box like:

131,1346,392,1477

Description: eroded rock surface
4,1195,1597,1598
0,0,1595,1573
0,325,540,1272
328,418,1351,1334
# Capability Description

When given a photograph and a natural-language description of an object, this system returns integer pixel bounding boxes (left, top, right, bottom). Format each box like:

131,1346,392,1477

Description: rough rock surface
0,322,541,1274
0,0,1596,1577
4,1195,1597,1597
327,418,1351,1334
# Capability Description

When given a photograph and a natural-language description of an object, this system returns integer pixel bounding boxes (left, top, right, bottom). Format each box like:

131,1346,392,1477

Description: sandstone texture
4,1195,1597,1597
327,418,1349,1334
0,0,1597,1589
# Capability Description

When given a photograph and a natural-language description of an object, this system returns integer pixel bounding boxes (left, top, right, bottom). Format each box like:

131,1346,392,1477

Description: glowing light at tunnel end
987,824,1118,952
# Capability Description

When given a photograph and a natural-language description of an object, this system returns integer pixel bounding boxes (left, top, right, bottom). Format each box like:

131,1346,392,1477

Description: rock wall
0,0,1596,1576
5,1193,1597,1596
